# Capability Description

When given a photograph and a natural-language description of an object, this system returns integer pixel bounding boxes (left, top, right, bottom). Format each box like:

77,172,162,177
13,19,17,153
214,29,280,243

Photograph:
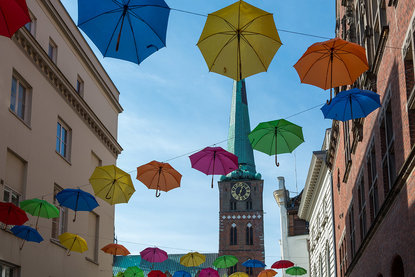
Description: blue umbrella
173,271,191,277
321,88,381,121
11,225,43,249
56,188,99,222
242,259,266,268
78,0,170,65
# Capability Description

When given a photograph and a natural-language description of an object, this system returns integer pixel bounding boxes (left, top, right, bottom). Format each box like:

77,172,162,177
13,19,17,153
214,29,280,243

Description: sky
62,0,334,268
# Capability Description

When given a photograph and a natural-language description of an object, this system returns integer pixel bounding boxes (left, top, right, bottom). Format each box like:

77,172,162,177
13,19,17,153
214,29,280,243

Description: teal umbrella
286,266,307,276
248,119,304,166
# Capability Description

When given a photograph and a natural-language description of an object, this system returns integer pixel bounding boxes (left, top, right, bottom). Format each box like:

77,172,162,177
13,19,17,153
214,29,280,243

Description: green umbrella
20,198,59,228
124,267,144,277
213,255,238,268
115,272,125,277
285,266,307,276
248,119,304,167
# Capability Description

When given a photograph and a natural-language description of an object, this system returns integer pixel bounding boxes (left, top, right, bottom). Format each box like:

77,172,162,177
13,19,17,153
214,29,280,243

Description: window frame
230,225,237,245
348,203,356,259
9,72,32,125
357,173,367,241
24,11,36,36
51,184,68,241
48,38,58,63
76,75,84,97
245,224,253,245
56,119,72,162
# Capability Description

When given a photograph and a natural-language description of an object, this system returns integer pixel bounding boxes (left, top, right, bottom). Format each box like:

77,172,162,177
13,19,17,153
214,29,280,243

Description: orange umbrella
258,269,277,277
101,243,130,256
137,161,182,197
294,37,368,102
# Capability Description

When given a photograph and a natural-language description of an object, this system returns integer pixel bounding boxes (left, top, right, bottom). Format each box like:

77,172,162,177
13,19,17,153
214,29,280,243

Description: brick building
328,0,415,276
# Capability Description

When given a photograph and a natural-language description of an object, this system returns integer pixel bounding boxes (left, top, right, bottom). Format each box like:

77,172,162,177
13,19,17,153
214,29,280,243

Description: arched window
230,223,237,245
391,255,404,277
246,223,253,245
326,242,330,277
245,266,253,276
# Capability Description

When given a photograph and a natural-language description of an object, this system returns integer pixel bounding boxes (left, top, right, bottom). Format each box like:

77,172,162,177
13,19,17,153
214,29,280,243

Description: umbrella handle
73,211,77,222
275,155,280,167
20,239,25,250
155,188,161,198
211,175,214,188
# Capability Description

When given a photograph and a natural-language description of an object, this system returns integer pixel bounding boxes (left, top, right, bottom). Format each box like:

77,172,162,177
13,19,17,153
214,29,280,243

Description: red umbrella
0,202,28,228
140,247,168,263
189,146,239,188
149,270,167,277
271,260,294,269
0,0,31,38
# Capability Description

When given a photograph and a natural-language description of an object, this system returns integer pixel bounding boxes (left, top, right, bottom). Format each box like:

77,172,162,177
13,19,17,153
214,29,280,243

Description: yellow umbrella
197,0,282,81
180,252,206,267
58,232,88,255
89,165,135,205
230,272,249,277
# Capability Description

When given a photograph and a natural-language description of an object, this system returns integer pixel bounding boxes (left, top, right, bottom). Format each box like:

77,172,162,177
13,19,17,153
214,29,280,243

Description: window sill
50,238,67,250
85,257,99,266
55,151,72,166
9,108,31,130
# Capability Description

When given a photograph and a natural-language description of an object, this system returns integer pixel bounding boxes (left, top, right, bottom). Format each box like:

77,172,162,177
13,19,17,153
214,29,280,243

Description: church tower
218,80,265,276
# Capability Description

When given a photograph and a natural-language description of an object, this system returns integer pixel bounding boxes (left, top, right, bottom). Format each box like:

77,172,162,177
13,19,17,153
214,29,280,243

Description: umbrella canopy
140,247,168,263
56,188,99,222
0,0,31,38
78,0,170,65
11,225,43,249
229,272,248,277
136,161,182,197
180,252,206,267
321,88,381,121
148,270,167,277
124,266,144,277
197,0,282,81
271,260,294,269
199,268,219,277
189,147,238,188
248,119,304,166
58,232,88,255
89,165,135,205
242,259,266,268
101,243,130,256
0,202,28,227
294,37,368,102
116,272,125,277
173,271,191,277
20,198,59,228
213,255,238,268
258,269,277,277
285,267,307,276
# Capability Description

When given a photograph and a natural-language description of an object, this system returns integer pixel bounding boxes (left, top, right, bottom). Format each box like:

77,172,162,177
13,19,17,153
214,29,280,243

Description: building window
48,39,57,63
4,149,26,206
230,200,237,210
10,74,31,124
24,11,36,36
0,260,19,277
348,204,356,259
76,76,84,96
326,242,330,277
343,121,352,169
3,186,20,206
246,200,252,210
86,212,99,263
56,120,71,160
246,223,253,245
229,265,237,275
357,175,367,241
380,98,395,196
52,184,67,240
367,141,379,222
230,225,237,245
245,267,253,276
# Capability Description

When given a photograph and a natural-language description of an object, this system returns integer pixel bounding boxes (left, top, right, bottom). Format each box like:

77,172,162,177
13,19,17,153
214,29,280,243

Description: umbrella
294,37,368,103
101,243,130,256
321,88,381,121
0,0,31,38
229,273,248,277
0,202,28,228
248,119,304,166
56,188,99,222
173,271,191,277
199,268,219,277
89,165,135,205
20,198,59,228
136,161,182,197
242,259,266,268
189,147,239,188
11,225,43,249
116,272,125,277
213,255,238,268
258,269,277,277
140,247,168,264
148,271,166,277
124,266,144,277
197,0,282,81
271,260,294,269
77,0,170,65
180,252,206,267
58,232,88,255
285,267,307,276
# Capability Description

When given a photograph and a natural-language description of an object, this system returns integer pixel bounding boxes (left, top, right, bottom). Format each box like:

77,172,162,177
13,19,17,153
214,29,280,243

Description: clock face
231,182,251,201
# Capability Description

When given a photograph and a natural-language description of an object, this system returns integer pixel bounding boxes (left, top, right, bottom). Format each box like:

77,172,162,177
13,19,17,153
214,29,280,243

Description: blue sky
62,0,334,267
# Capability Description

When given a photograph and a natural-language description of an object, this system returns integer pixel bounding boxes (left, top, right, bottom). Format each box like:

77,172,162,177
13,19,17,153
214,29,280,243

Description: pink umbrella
189,146,239,188
199,268,219,277
140,247,168,264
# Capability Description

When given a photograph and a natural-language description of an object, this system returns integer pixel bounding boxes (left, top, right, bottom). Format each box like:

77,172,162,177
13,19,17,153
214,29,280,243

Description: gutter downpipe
330,169,338,277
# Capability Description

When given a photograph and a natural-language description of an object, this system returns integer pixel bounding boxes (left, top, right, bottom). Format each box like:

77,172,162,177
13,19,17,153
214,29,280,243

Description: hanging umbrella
173,271,191,277
180,252,206,267
136,161,182,197
20,198,59,228
229,273,248,277
140,247,168,264
101,243,130,256
11,225,43,249
0,0,31,38
58,232,88,255
56,188,99,222
0,202,28,228
89,165,135,205
258,269,277,277
199,268,219,277
271,260,294,269
285,267,307,276
213,255,238,268
242,259,266,268
77,0,170,65
294,37,368,103
189,147,238,188
124,266,144,277
197,0,282,81
148,270,167,277
248,119,304,166
321,88,381,121
116,272,125,277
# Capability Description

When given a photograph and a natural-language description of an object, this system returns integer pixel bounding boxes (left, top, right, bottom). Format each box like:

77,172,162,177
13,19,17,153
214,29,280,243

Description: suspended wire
170,8,207,18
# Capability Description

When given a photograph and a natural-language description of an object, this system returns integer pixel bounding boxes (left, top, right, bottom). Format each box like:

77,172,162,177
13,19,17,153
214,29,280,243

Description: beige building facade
0,0,123,276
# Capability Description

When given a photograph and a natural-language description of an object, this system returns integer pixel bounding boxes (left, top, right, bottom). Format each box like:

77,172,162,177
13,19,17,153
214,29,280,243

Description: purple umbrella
189,147,239,188
199,268,219,277
140,247,168,264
